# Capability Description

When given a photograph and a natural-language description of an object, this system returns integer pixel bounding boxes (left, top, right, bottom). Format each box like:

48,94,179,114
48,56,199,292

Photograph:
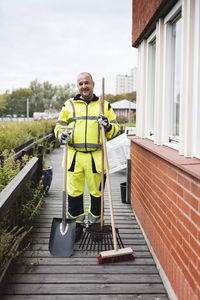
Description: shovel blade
49,218,76,257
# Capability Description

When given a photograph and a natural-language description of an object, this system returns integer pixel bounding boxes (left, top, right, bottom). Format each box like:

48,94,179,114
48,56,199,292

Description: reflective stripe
69,100,76,118
68,116,98,123
88,213,101,224
56,120,68,126
68,212,85,222
56,127,63,138
69,100,76,145
111,125,115,139
70,143,101,149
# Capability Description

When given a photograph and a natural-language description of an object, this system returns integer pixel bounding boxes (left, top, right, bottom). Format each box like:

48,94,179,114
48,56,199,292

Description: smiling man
54,72,119,242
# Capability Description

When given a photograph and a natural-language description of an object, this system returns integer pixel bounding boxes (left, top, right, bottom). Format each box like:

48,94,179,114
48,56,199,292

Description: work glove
98,114,112,131
59,131,71,144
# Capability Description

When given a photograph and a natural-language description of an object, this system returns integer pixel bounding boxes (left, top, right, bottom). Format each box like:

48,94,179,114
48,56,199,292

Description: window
146,33,156,138
171,17,182,138
163,3,182,146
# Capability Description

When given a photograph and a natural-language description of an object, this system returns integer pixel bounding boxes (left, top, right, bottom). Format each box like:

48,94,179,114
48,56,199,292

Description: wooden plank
4,283,166,294
2,294,169,300
13,264,159,274
18,257,155,265
9,273,162,283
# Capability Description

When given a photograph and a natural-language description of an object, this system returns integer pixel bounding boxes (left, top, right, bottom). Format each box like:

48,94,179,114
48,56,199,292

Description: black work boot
75,223,84,242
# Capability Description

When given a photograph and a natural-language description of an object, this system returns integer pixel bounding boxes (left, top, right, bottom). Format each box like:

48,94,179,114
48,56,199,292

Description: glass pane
148,39,156,136
172,18,182,137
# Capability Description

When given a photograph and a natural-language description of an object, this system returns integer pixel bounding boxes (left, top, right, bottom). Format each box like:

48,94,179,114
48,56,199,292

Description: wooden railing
0,129,55,293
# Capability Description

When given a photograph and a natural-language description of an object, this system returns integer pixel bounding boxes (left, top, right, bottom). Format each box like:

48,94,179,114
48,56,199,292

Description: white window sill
164,142,179,151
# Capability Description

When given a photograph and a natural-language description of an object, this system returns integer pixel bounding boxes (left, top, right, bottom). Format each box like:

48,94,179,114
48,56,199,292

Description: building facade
131,0,200,299
111,99,136,119
116,67,137,94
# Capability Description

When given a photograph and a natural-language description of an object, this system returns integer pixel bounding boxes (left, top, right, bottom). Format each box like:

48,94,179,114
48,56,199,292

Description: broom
79,78,124,252
97,96,135,264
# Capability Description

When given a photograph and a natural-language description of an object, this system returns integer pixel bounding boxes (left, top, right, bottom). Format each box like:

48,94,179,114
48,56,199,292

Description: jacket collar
73,94,99,102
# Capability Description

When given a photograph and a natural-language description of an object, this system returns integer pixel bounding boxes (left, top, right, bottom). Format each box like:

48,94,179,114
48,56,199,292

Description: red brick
177,196,191,216
182,240,198,265
189,235,200,256
190,209,200,228
190,181,200,199
181,263,197,293
176,243,189,266
176,219,189,241
180,213,198,239
183,280,190,300
189,262,199,285
183,189,198,211
168,165,178,180
171,223,182,245
166,176,178,192
183,175,191,190
167,188,177,204
178,173,184,186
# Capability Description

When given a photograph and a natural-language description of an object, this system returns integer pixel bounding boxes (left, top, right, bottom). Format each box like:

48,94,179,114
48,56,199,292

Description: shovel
49,128,76,256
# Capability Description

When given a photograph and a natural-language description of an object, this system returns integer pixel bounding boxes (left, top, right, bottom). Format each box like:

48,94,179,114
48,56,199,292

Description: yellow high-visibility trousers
66,149,104,224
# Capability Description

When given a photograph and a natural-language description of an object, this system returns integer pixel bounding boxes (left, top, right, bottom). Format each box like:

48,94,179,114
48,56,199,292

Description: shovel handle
61,127,72,232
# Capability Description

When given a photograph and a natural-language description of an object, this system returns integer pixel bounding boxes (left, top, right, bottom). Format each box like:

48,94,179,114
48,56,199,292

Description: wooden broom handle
100,78,105,228
100,97,118,251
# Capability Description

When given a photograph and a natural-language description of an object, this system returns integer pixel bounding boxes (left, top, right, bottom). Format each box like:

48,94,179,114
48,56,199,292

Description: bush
0,120,56,154
0,151,45,273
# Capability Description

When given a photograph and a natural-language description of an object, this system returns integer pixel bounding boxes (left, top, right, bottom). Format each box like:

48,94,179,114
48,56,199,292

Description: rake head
79,223,124,252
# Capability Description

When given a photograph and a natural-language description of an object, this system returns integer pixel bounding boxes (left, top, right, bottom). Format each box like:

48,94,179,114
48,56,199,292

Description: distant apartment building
116,67,137,94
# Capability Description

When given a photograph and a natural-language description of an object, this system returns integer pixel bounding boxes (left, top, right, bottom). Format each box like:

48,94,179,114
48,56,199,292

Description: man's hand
59,131,71,144
98,114,111,130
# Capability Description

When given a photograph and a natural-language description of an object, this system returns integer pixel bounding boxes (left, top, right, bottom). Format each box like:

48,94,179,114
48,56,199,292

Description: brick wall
132,0,179,47
132,0,163,46
131,140,200,300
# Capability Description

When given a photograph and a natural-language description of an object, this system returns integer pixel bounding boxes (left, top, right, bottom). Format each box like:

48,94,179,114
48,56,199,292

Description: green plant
0,120,56,154
0,226,32,274
18,179,45,226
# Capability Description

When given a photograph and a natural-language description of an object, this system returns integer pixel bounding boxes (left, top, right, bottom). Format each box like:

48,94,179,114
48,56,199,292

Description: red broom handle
100,97,118,251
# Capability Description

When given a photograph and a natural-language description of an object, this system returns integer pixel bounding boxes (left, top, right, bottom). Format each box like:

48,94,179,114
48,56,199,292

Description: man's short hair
77,72,93,81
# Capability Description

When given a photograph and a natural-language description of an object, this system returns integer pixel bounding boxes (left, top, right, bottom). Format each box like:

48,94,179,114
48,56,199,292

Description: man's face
77,74,95,100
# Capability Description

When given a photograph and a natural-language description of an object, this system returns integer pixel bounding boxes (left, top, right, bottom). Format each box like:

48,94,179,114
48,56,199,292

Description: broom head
97,247,135,264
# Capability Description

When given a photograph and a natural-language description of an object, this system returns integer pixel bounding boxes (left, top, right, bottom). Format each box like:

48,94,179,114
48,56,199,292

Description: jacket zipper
85,104,88,151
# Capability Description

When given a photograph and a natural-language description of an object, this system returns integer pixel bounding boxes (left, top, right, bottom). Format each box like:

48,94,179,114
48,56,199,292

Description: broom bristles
97,247,135,264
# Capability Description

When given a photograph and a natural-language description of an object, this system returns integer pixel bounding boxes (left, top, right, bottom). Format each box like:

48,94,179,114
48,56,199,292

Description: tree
29,80,45,115
54,84,77,110
9,88,31,116
0,93,8,116
105,91,136,103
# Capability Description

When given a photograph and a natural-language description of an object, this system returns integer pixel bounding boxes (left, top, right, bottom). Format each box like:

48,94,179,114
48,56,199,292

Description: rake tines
79,223,124,252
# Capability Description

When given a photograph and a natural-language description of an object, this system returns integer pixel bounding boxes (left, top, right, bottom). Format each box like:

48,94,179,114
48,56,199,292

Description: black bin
120,182,127,203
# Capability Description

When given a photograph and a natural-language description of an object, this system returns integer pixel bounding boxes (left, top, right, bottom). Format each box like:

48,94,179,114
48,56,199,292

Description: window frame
146,30,156,140
163,1,182,149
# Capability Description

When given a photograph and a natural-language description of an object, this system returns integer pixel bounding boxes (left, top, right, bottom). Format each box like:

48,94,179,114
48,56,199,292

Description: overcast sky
0,0,138,95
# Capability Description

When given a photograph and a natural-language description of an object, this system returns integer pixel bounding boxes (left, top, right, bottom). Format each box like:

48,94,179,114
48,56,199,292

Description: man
54,72,119,241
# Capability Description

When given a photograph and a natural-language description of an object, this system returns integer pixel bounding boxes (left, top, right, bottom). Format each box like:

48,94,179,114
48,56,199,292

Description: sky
0,0,138,95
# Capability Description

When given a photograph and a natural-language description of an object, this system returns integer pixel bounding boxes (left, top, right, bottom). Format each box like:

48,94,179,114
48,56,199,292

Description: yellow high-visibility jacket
54,94,120,172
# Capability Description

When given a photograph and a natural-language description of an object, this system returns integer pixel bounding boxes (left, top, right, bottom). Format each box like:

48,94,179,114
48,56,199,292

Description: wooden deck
2,147,169,300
